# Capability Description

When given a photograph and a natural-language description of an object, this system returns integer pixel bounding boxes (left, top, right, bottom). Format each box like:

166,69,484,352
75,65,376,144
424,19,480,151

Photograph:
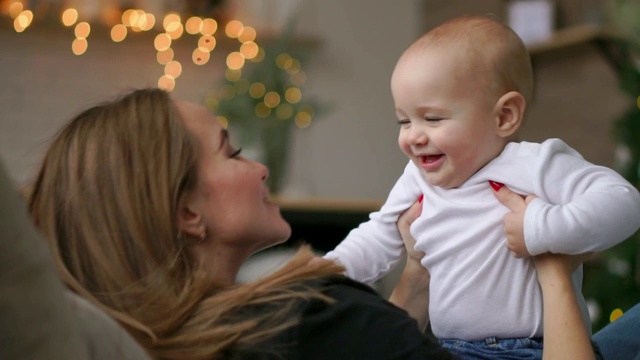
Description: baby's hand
489,181,536,258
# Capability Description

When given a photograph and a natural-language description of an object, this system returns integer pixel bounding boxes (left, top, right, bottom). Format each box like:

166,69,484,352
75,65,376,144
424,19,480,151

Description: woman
27,87,599,359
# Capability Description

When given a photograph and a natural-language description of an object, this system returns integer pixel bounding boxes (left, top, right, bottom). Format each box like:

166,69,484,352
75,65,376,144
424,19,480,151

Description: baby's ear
494,91,525,138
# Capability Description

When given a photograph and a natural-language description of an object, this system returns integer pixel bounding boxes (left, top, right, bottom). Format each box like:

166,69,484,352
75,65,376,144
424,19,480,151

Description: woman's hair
28,88,344,359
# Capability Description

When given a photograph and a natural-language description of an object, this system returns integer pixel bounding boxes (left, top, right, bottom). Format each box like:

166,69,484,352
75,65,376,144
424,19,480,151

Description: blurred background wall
0,0,629,201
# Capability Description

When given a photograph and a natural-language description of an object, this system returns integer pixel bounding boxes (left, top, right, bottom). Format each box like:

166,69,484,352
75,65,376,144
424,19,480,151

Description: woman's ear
493,91,526,138
176,192,205,238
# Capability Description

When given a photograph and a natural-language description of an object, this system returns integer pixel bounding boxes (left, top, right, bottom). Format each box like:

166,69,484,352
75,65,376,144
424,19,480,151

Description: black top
229,275,457,360
293,275,457,359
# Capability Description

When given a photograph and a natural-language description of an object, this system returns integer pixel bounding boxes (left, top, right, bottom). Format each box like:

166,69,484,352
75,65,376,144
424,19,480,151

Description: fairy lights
1,0,319,130
1,0,264,92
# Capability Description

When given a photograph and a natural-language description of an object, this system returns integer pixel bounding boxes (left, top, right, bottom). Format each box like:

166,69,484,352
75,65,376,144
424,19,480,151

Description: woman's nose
258,162,270,182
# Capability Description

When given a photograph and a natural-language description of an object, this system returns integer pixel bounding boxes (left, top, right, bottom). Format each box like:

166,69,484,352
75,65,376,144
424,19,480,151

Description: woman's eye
230,147,242,158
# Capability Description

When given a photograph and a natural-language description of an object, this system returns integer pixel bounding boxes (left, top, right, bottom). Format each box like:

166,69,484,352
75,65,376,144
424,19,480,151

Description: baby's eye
397,119,410,126
425,117,443,122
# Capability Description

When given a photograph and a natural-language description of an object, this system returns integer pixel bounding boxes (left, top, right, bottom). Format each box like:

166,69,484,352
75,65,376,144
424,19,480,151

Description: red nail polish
489,180,504,191
418,194,424,203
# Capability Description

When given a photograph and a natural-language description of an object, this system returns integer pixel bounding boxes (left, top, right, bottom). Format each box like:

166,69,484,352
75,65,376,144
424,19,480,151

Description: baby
325,15,640,358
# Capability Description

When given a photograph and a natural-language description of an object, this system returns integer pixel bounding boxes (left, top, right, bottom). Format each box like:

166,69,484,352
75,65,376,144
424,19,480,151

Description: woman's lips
420,154,444,171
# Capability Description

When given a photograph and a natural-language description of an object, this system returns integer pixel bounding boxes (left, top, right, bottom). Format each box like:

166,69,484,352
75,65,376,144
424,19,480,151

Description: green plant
206,19,329,193
582,0,640,332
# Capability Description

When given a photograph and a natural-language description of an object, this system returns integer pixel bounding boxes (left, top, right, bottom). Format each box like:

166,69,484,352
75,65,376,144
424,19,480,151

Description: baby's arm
525,139,640,255
324,162,422,284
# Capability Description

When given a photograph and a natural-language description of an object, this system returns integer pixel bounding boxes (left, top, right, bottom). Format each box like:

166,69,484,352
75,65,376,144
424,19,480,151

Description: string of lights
1,0,268,92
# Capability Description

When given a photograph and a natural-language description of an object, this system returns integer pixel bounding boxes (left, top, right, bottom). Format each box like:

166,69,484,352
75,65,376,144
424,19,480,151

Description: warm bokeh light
198,35,216,51
127,10,141,31
141,13,155,31
216,116,229,128
238,26,256,43
154,33,171,51
225,69,241,82
167,23,184,39
163,13,181,32
192,47,210,65
8,1,23,18
255,102,271,118
249,83,266,98
299,104,315,116
225,20,243,38
264,91,281,108
133,10,148,30
98,6,120,25
276,53,292,69
285,59,301,74
185,16,202,34
1,4,317,103
165,60,182,78
240,41,259,59
156,48,174,64
72,38,88,55
13,16,26,32
158,75,175,92
61,8,78,26
111,24,127,42
251,47,265,62
285,87,302,103
16,9,33,29
74,22,90,39
276,104,293,119
226,51,245,70
295,111,312,128
201,18,217,35
121,9,135,26
610,308,624,322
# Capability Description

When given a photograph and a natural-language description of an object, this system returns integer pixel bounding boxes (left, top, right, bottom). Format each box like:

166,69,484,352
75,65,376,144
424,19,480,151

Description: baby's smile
420,154,444,171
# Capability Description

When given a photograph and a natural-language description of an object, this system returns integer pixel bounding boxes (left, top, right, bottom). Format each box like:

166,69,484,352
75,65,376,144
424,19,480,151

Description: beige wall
0,0,628,201
0,0,421,201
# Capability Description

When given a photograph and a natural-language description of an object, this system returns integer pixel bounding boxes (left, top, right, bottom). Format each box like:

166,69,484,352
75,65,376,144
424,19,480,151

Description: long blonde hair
28,88,344,359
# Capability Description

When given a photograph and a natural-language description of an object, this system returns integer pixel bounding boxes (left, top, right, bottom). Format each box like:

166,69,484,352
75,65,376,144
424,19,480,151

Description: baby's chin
419,169,464,190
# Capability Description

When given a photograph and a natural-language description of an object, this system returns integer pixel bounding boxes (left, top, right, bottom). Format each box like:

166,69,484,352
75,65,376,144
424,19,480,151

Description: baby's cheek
398,137,411,156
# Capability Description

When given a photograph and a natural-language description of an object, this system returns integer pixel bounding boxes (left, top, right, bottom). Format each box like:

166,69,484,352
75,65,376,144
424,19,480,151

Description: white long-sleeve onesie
324,139,640,341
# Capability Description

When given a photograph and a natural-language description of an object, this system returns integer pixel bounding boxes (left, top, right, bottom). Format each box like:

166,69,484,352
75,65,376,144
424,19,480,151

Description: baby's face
391,46,506,189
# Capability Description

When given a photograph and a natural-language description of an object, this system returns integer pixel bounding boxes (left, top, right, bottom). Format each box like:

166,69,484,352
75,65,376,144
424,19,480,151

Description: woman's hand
397,195,426,263
533,252,596,360
532,252,594,286
389,195,430,332
490,181,536,258
490,182,595,359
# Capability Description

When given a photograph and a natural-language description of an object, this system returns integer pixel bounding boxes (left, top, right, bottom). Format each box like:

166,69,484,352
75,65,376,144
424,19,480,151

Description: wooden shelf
271,197,383,252
272,196,383,213
527,24,618,56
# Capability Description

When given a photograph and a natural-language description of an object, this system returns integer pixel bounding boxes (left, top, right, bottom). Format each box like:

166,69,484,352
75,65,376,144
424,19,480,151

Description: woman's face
176,100,291,256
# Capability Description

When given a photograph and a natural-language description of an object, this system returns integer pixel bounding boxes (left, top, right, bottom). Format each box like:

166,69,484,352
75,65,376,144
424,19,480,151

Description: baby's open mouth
421,154,443,164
